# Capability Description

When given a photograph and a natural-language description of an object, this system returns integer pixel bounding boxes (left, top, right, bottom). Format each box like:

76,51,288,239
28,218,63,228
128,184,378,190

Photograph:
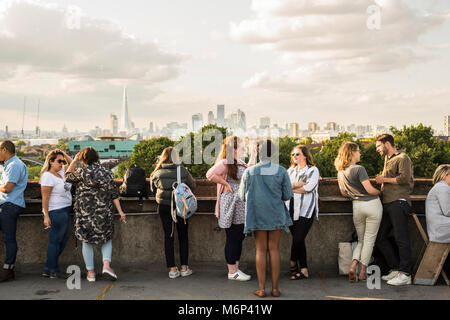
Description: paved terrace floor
0,263,448,300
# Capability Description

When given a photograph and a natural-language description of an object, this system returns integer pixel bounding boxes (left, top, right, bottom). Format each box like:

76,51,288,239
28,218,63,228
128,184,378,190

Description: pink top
206,158,249,218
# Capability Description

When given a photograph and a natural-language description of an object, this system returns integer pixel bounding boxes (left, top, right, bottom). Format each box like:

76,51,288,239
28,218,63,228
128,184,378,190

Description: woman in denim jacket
239,140,293,298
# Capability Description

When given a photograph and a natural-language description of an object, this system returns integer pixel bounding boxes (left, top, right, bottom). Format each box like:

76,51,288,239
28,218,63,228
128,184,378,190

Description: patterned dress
219,165,246,229
65,163,119,244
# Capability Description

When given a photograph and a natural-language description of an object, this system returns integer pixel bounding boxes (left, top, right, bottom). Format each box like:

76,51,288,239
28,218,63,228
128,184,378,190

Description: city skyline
0,1,450,133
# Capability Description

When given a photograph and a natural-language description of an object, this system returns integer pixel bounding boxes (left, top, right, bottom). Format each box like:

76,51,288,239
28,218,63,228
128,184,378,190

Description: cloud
230,0,449,92
0,0,185,83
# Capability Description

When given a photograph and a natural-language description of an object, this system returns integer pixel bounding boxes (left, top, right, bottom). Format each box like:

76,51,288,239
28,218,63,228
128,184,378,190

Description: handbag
338,242,353,275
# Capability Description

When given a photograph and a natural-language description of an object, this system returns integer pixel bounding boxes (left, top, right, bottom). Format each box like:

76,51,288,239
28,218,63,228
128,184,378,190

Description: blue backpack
171,166,197,225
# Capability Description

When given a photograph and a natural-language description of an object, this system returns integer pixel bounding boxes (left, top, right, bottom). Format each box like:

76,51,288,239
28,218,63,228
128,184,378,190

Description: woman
150,147,196,279
206,136,256,281
239,140,293,298
285,145,320,280
335,142,382,282
65,147,126,282
40,149,73,278
425,164,450,244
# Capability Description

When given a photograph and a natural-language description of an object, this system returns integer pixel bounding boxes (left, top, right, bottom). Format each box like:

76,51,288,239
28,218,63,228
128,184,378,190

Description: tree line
115,124,449,179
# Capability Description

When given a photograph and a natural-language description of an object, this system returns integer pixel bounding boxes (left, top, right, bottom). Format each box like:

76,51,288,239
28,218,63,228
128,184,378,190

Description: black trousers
224,224,245,265
375,200,412,275
158,204,189,268
289,216,314,269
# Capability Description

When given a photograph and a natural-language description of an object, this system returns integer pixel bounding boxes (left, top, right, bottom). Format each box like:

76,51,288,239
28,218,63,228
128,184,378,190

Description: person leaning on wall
335,142,382,282
65,147,126,282
40,149,74,279
0,140,27,282
150,147,196,279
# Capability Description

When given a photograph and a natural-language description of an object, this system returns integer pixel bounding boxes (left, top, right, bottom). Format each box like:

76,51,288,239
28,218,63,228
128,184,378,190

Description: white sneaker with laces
228,270,251,281
169,268,180,279
387,272,411,286
381,270,399,281
181,268,193,277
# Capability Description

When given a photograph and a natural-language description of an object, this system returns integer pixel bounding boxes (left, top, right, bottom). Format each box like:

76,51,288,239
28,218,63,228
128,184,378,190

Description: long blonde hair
432,164,450,185
40,149,64,178
334,142,359,172
151,147,178,177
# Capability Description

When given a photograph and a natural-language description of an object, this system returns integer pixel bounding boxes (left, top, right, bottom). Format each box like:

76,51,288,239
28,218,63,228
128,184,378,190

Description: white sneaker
169,268,180,279
387,272,411,286
180,267,193,277
381,270,399,281
228,270,251,281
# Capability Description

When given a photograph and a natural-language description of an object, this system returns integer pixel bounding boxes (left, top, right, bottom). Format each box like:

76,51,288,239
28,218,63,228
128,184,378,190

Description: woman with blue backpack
206,136,257,281
150,147,196,279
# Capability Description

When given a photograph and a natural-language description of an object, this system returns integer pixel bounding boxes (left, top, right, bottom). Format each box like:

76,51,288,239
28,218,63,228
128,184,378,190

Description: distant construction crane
21,97,26,138
35,99,40,137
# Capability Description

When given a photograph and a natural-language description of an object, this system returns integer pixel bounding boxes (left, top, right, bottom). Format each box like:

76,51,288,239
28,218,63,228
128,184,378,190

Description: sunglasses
291,153,301,157
56,159,66,164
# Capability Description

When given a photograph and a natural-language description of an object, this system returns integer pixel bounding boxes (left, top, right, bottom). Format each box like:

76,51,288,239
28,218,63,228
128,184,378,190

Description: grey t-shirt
337,164,378,201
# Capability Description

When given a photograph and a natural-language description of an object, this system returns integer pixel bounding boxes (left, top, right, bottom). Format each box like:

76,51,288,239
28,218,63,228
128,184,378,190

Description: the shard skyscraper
120,86,130,133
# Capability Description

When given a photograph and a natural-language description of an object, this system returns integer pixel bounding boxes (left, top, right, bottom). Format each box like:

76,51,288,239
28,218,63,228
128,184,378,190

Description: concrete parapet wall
0,178,432,274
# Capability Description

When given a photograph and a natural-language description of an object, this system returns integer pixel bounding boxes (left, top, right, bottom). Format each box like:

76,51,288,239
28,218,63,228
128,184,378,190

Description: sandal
271,289,281,297
253,289,266,298
348,268,357,283
290,263,301,280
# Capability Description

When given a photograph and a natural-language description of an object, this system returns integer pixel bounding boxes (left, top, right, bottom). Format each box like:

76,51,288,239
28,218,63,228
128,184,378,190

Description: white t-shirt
40,168,72,211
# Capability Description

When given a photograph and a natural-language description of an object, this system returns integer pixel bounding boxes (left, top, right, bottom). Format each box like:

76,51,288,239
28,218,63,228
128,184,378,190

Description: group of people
0,135,448,298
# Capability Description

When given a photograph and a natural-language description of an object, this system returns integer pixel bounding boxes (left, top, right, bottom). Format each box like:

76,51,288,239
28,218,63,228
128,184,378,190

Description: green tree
312,133,358,177
27,165,42,180
278,136,300,169
390,124,449,177
15,140,26,147
360,142,384,176
114,137,174,178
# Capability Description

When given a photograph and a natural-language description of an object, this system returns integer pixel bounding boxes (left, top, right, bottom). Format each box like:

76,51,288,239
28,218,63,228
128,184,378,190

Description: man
0,140,27,282
374,134,414,286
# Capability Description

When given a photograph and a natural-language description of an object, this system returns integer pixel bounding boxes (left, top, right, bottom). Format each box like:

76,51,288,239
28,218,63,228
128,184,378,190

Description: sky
0,0,449,133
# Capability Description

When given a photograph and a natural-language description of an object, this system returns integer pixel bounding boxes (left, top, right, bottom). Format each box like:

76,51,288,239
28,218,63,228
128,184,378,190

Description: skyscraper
192,113,203,132
289,123,299,137
217,105,225,127
208,111,215,125
120,86,130,132
237,109,246,131
308,122,319,132
109,113,118,135
259,117,270,129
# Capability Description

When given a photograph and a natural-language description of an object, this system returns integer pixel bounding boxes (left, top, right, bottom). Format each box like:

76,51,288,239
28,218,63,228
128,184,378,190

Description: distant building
68,136,139,159
207,111,215,125
308,122,319,133
149,122,154,134
445,115,450,137
237,109,246,131
120,86,131,133
109,113,118,135
326,122,338,132
289,123,299,137
192,113,203,132
259,117,270,129
217,105,225,127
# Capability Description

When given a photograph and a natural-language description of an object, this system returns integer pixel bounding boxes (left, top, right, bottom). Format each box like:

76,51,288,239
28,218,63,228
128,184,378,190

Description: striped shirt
285,165,320,220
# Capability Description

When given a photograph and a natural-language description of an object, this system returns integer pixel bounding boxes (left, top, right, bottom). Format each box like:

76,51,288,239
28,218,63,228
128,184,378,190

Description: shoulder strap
177,165,181,184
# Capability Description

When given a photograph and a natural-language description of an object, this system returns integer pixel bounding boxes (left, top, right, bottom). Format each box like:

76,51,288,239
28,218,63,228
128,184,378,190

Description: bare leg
268,230,281,294
254,231,268,295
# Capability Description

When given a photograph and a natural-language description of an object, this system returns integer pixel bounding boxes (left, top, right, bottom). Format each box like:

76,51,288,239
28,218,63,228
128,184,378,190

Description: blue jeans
0,202,23,269
82,240,112,271
44,206,72,273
